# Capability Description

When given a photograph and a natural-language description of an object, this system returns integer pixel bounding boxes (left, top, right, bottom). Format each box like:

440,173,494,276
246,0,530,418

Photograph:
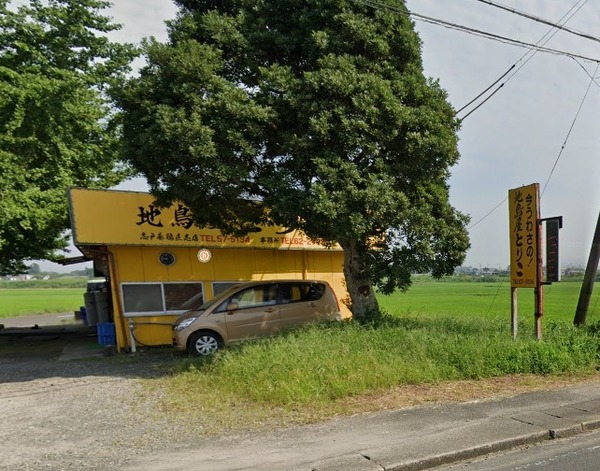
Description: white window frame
121,282,204,318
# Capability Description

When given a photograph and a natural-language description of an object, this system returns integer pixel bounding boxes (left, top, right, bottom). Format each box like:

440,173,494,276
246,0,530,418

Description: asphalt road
438,429,600,470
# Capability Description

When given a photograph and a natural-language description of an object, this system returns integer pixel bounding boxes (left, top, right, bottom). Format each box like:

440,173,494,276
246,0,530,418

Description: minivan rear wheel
188,331,222,356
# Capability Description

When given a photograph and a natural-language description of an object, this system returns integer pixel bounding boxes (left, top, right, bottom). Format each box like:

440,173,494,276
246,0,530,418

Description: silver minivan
173,280,341,355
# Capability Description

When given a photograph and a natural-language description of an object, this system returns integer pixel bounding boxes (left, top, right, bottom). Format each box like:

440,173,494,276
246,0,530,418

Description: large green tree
118,0,470,320
0,0,136,275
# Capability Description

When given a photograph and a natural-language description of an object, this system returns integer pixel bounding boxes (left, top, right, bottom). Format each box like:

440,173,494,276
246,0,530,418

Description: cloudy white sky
35,0,600,271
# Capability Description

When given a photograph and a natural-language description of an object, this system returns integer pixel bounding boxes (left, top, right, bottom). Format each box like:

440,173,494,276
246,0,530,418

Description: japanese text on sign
69,188,341,251
508,184,539,288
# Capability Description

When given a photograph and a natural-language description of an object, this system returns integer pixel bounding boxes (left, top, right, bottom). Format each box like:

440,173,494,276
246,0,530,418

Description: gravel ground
0,316,208,470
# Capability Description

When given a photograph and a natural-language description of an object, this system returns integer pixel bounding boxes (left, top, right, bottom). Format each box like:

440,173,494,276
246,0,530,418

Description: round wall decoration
197,248,212,263
158,252,176,266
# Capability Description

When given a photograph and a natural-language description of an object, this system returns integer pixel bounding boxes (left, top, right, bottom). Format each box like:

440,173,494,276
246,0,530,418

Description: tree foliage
117,0,470,320
0,0,137,275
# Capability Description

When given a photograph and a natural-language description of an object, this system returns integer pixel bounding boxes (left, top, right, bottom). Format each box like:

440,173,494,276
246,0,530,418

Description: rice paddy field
0,288,85,318
378,278,600,324
1,277,598,323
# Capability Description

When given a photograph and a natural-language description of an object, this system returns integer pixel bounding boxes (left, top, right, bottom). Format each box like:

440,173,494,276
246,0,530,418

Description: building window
122,282,204,317
166,283,204,310
122,284,163,314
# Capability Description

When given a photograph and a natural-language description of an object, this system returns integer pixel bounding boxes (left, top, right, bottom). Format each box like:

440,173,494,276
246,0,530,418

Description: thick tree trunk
341,239,379,321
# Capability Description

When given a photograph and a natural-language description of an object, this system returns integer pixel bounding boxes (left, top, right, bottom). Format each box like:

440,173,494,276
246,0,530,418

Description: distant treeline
0,273,595,290
414,273,591,283
0,277,89,289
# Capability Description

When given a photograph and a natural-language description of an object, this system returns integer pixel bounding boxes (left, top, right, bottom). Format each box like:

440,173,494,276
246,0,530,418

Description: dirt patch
337,374,600,413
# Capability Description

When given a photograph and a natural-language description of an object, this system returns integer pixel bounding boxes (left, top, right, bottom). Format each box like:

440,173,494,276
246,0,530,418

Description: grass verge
141,314,600,434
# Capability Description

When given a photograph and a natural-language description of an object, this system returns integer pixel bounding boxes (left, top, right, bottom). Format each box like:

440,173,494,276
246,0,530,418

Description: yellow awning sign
508,183,539,288
69,188,340,251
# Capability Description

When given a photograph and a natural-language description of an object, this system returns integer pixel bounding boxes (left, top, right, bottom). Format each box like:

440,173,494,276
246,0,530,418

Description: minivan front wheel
188,331,222,356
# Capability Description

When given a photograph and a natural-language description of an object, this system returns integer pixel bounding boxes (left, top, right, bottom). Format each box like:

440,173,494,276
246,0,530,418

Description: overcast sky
39,0,600,271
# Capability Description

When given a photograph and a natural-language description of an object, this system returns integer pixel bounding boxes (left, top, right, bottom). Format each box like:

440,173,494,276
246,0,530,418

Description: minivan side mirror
226,302,239,314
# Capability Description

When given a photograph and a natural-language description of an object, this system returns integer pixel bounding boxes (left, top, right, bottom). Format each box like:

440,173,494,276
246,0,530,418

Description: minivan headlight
174,317,197,331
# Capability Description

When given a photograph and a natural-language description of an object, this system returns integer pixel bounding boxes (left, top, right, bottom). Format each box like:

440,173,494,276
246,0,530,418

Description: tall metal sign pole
508,183,541,340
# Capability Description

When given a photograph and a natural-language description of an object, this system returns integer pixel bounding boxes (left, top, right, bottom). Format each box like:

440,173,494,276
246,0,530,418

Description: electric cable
353,0,597,121
541,62,599,196
457,0,589,120
468,59,595,238
468,59,595,231
569,57,600,89
354,0,599,63
468,196,508,231
458,83,504,121
459,1,593,232
474,0,600,45
456,65,514,114
353,0,597,234
491,0,589,86
485,273,506,317
412,15,598,63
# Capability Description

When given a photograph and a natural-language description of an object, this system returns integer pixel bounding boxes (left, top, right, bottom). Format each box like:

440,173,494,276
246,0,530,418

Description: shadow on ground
0,314,182,384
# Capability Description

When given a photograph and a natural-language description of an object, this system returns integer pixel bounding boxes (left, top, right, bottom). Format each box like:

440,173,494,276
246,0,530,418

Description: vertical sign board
509,183,539,288
546,218,561,283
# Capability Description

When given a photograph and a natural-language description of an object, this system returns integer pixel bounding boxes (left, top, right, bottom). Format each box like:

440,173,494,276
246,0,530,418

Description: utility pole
534,214,543,340
574,212,600,326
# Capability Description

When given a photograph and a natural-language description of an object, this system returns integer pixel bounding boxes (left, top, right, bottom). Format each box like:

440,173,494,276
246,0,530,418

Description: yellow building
68,188,349,351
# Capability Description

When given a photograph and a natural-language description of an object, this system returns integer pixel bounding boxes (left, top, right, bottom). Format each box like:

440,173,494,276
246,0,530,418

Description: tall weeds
171,315,600,407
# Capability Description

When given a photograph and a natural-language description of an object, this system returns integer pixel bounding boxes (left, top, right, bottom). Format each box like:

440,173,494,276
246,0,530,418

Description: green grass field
0,288,84,318
2,278,599,322
378,279,600,324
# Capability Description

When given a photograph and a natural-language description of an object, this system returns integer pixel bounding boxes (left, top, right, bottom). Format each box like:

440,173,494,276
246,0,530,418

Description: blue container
80,306,88,325
97,322,116,346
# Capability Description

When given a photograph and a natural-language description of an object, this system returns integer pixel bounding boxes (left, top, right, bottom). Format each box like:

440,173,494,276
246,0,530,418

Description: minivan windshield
186,284,245,311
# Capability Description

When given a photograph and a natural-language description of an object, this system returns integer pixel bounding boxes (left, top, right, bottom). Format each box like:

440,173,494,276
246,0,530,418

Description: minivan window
214,284,278,312
281,282,325,304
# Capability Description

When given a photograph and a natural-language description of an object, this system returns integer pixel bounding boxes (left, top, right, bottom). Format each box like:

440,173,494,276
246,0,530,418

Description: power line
474,0,600,45
541,61,600,196
458,83,503,121
413,15,599,63
568,56,600,89
457,0,590,119
483,1,589,87
456,65,514,114
468,197,507,230
468,60,597,232
457,1,591,230
353,0,597,122
354,0,600,64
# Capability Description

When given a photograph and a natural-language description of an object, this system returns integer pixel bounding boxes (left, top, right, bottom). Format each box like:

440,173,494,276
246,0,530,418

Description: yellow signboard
508,183,539,288
69,188,340,251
